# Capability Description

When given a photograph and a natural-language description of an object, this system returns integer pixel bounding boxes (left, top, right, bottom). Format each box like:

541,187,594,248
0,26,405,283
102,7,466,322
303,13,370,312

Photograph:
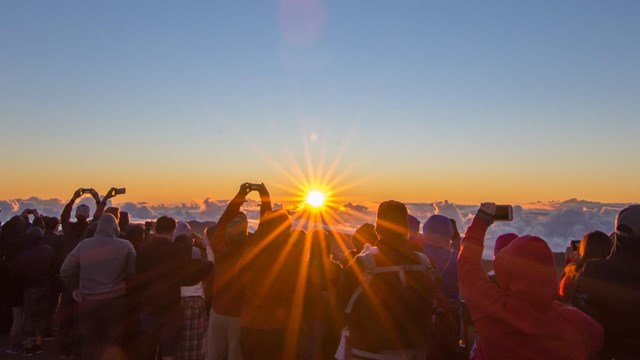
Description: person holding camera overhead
458,203,603,359
206,182,271,360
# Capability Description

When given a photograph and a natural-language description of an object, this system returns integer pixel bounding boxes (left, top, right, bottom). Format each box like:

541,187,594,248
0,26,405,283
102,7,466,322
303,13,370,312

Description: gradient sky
2,1,639,205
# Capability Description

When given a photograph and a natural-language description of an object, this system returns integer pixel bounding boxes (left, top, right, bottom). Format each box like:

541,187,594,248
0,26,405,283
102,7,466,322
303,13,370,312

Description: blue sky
1,1,639,203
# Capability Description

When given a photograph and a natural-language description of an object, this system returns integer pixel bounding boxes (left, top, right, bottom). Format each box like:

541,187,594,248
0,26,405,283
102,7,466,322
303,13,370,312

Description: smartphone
494,205,513,221
248,183,261,191
570,240,581,252
144,221,154,229
114,188,126,195
81,188,93,194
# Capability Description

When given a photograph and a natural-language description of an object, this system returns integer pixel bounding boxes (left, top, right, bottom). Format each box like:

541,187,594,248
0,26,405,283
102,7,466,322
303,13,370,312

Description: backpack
343,248,461,360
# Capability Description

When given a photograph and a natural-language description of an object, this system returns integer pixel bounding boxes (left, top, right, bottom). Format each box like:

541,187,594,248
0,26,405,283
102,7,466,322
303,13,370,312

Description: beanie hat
75,204,90,220
375,200,409,238
494,233,519,257
616,204,640,238
423,215,453,239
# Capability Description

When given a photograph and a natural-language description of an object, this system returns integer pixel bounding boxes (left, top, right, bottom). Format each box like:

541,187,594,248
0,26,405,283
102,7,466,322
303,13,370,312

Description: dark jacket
135,235,213,316
459,215,603,360
574,234,640,360
210,194,248,317
335,235,437,353
12,230,55,289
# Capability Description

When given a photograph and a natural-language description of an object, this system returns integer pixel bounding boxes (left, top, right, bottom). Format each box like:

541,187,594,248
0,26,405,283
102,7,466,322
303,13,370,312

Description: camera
248,183,261,191
493,205,513,221
81,188,93,194
114,188,126,195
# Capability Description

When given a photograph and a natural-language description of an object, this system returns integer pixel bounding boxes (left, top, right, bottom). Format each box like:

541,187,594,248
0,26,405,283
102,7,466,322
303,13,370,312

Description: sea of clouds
1,196,631,257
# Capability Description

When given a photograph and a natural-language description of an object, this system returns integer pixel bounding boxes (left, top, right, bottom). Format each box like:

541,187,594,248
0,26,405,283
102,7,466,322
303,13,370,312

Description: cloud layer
1,196,632,255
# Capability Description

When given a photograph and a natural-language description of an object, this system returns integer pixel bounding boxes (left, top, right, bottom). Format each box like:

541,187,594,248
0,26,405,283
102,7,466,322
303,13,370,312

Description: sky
2,0,639,205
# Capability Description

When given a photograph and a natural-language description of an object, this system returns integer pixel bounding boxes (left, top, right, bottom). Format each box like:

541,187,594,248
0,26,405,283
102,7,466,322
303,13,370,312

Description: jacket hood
94,214,119,238
494,235,558,311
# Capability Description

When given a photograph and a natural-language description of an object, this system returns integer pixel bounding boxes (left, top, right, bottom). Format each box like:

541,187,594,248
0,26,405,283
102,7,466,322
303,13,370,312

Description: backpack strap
344,250,437,314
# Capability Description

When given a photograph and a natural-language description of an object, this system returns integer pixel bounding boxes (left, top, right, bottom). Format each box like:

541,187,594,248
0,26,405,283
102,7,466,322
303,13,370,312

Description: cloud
0,196,633,258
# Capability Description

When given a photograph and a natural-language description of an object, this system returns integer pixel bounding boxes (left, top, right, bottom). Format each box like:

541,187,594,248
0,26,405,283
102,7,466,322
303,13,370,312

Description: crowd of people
0,184,638,360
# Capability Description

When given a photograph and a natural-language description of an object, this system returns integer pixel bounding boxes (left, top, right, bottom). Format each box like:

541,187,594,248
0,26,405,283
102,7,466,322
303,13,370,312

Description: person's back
60,214,135,300
336,200,437,359
12,229,55,289
574,204,640,359
459,204,602,360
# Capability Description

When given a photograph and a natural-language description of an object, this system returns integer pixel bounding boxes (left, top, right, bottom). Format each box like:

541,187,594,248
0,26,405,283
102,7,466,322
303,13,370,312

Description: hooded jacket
60,214,136,300
12,228,55,289
459,215,603,360
574,232,640,359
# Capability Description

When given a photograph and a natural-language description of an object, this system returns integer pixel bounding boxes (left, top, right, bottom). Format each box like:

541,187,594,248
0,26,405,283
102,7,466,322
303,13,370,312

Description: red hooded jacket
459,215,603,360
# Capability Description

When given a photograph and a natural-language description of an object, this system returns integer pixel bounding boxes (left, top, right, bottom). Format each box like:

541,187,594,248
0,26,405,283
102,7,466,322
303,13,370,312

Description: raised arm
61,189,82,226
257,183,272,218
211,183,250,253
458,203,506,319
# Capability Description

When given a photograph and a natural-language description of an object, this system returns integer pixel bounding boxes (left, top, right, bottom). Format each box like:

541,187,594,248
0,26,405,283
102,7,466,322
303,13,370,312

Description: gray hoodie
60,214,136,300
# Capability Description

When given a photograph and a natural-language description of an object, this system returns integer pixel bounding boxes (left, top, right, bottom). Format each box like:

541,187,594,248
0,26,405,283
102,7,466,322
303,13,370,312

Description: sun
306,190,326,209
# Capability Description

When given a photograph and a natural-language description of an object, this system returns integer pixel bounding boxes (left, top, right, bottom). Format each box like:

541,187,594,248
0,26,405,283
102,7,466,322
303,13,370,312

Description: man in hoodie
423,214,459,300
573,204,640,360
60,213,137,359
459,203,603,359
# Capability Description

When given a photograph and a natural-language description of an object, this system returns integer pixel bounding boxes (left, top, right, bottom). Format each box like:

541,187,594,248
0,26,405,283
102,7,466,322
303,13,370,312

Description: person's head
31,216,45,232
105,207,120,223
575,230,613,268
75,204,90,222
423,215,453,248
155,216,177,238
26,227,44,245
494,233,519,258
124,224,144,250
95,213,120,238
226,213,248,248
375,200,409,240
173,221,192,241
118,211,130,233
257,209,292,248
351,223,377,254
205,225,218,242
43,216,60,233
614,204,640,254
407,215,420,238
494,235,558,309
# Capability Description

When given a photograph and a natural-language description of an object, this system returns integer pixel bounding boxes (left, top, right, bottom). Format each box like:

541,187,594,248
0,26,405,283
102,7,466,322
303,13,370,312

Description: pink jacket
458,215,603,360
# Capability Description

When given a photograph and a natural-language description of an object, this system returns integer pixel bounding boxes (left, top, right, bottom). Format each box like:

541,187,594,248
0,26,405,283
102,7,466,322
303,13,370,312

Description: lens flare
306,190,326,208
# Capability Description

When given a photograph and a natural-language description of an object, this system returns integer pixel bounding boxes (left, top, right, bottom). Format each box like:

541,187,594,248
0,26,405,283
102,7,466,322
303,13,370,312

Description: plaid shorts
179,296,207,360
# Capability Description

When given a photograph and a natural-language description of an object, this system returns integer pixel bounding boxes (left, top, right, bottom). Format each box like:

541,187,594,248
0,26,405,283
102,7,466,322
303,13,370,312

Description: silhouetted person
559,231,612,303
423,214,458,300
574,205,640,359
336,200,440,359
208,183,270,360
133,216,213,360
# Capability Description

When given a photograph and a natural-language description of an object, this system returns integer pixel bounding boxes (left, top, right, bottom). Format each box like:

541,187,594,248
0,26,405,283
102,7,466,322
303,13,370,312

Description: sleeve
60,245,81,291
211,194,245,253
458,214,506,320
60,200,74,233
178,244,214,286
